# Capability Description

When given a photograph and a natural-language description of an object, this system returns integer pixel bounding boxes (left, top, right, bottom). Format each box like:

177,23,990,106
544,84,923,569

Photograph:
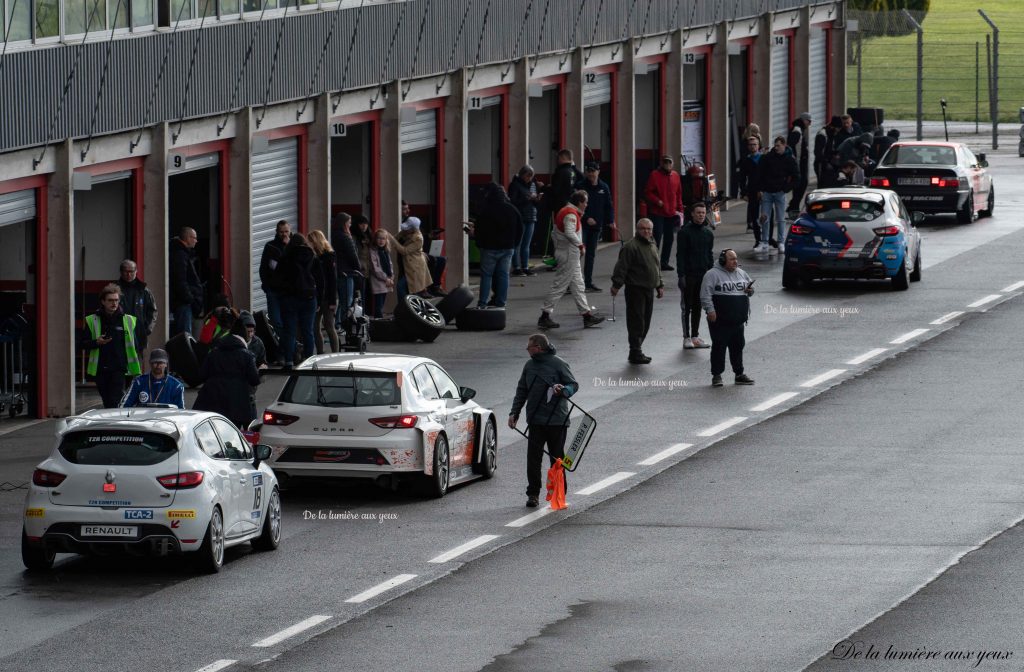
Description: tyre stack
367,284,507,341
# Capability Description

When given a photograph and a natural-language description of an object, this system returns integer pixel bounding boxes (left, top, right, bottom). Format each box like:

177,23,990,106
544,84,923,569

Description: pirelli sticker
25,508,45,518
167,510,196,519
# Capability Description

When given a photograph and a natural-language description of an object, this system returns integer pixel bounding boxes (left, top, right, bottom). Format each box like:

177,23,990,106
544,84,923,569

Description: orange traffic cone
545,458,567,510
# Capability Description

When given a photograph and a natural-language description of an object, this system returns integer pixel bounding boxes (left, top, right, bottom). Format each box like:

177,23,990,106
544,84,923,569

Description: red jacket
644,168,683,217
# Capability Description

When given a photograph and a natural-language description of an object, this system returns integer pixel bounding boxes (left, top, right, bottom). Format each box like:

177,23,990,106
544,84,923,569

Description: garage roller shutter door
770,34,790,141
400,109,437,153
250,137,299,313
583,73,612,108
0,189,35,227
809,26,828,133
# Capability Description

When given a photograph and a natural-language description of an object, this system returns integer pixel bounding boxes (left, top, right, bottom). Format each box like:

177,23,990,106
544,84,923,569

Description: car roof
295,352,432,373
60,408,222,438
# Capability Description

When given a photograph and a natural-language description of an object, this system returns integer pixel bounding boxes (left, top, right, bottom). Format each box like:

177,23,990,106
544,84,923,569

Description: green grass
848,0,1024,122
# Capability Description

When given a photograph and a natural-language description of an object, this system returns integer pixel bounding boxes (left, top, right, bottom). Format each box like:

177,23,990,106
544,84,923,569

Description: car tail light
32,469,67,487
872,225,901,236
369,415,419,429
263,410,299,426
157,471,205,489
869,177,891,188
789,223,813,235
930,176,960,188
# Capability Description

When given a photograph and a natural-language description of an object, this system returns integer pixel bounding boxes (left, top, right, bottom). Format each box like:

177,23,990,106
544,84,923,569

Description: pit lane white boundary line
890,328,930,344
930,311,964,325
846,348,889,366
194,660,237,672
429,535,501,564
345,574,418,604
748,392,800,412
697,417,747,437
575,471,635,495
967,294,1002,308
1001,280,1024,292
799,369,847,388
252,614,332,647
505,506,556,528
638,443,694,466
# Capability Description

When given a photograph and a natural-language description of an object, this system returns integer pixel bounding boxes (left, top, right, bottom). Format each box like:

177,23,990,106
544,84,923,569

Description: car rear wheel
782,267,800,290
197,506,225,573
426,434,450,498
472,418,497,479
252,487,282,551
21,527,55,571
956,191,976,224
909,250,922,282
979,187,994,218
891,259,910,291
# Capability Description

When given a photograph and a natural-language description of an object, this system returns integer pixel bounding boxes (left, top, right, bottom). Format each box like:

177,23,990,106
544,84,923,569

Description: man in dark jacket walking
116,259,157,355
787,112,813,215
474,184,523,308
610,218,663,364
576,162,615,291
169,227,204,336
193,311,261,428
509,334,579,508
700,249,755,387
258,219,290,334
757,137,800,254
677,203,715,349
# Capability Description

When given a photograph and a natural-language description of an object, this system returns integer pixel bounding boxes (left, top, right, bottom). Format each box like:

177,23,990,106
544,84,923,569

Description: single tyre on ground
395,294,445,342
251,487,282,551
165,332,203,387
456,307,507,331
436,285,475,323
472,418,497,478
367,317,408,342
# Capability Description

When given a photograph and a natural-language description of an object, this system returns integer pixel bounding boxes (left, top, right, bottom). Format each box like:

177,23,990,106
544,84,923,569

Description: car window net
59,431,177,465
807,200,885,222
282,373,400,407
882,146,956,166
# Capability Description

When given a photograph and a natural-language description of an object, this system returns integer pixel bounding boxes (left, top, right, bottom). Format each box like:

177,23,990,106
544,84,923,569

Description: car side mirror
254,443,272,466
911,211,926,225
459,387,476,403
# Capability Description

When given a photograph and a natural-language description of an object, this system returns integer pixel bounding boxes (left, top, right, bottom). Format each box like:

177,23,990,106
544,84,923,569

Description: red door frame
0,176,47,417
467,84,511,187
256,126,309,235
337,110,383,228
173,140,232,293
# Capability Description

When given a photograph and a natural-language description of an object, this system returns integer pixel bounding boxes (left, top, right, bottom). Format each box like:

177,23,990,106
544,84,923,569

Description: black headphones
719,248,734,266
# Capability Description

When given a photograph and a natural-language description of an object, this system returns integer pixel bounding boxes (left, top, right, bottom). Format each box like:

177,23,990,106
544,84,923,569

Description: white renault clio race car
259,353,498,497
22,408,282,573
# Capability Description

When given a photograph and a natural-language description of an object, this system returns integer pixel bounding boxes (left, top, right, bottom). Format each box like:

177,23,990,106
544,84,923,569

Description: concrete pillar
443,70,469,288
307,94,332,233
665,31,685,161
710,25,731,195
565,49,585,163
793,7,811,121
508,59,530,182
46,140,75,417
615,40,637,238
229,109,254,310
751,15,773,140
380,82,402,233
142,123,170,349
829,18,848,119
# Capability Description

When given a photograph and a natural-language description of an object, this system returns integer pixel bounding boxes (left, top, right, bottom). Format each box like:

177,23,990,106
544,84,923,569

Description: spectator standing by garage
352,215,374,304
368,229,395,317
475,183,523,309
82,283,142,408
677,203,715,350
384,216,432,300
116,259,156,356
738,136,765,250
576,162,615,292
757,136,799,254
834,114,860,147
835,160,866,187
538,191,605,330
508,333,579,508
813,116,842,183
787,113,813,216
308,229,339,354
278,232,320,368
331,212,363,317
871,128,900,163
122,349,185,409
193,311,261,429
701,249,755,388
539,150,583,257
258,220,290,336
508,165,542,276
238,311,268,370
838,132,874,167
169,227,204,337
643,155,684,271
610,218,663,364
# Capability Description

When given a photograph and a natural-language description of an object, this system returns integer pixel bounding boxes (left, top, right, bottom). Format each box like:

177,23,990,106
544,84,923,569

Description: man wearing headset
700,249,755,387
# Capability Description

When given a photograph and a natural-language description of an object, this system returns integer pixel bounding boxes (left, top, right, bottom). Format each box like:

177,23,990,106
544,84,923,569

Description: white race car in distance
22,408,282,573
259,353,498,497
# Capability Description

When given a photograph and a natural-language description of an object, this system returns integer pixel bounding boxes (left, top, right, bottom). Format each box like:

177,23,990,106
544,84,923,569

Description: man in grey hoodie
700,249,756,387
509,334,579,507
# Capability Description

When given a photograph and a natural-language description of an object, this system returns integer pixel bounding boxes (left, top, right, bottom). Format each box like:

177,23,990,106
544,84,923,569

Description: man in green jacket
610,218,664,364
677,202,715,349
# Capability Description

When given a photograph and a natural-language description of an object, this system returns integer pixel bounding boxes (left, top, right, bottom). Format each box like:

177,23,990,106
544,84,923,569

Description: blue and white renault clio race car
22,408,281,573
783,187,923,291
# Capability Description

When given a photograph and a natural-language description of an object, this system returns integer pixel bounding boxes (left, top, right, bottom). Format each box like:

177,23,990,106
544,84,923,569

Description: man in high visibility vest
82,283,142,408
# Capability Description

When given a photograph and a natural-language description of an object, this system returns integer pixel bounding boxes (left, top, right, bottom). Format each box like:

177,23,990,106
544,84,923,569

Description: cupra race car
259,353,498,498
22,408,282,573
869,141,994,223
783,187,923,290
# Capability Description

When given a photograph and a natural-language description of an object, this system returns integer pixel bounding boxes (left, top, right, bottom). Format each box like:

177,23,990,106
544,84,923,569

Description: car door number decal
253,484,262,511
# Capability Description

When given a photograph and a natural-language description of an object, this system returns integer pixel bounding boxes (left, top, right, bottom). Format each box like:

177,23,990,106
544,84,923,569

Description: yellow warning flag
545,458,567,510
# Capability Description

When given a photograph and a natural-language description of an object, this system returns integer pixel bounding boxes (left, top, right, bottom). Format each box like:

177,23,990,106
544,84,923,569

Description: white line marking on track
749,392,799,412
968,294,1001,308
846,348,889,366
344,574,417,604
890,328,929,345
637,443,693,466
194,661,236,672
799,369,847,388
428,535,500,564
696,417,747,437
930,311,963,325
252,615,332,648
1002,281,1024,292
575,472,635,495
505,506,556,528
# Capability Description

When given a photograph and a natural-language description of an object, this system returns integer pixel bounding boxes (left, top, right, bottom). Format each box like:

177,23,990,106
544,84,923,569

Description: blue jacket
122,374,186,408
576,178,614,229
